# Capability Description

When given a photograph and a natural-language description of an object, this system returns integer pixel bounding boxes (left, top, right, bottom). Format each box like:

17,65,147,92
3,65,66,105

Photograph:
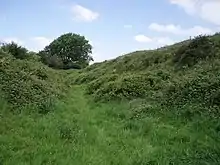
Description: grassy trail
0,86,220,164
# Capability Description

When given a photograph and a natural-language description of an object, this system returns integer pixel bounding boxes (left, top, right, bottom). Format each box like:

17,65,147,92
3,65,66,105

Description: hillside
75,34,220,110
1,34,220,164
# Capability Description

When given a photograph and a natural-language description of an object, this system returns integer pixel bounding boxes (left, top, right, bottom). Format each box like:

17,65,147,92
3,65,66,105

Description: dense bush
0,42,29,59
40,52,85,70
173,35,216,67
86,74,119,94
74,70,104,84
164,67,220,108
0,52,68,113
40,53,64,69
88,73,163,101
62,61,83,70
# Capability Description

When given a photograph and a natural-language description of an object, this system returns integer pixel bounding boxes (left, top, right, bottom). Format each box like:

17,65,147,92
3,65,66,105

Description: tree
0,42,28,59
39,33,94,69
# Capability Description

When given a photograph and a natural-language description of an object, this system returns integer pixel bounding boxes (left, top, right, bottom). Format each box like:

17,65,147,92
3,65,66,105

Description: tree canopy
0,42,29,59
39,33,94,69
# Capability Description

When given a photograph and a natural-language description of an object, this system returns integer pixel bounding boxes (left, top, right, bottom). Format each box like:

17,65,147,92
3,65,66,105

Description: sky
1,0,220,62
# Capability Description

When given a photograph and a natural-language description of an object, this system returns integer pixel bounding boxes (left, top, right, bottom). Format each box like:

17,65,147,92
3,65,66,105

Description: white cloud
134,35,175,46
200,1,220,25
124,25,133,29
169,0,220,25
149,23,213,36
32,37,52,47
71,4,99,22
134,35,153,43
149,23,180,33
30,37,53,51
170,0,198,15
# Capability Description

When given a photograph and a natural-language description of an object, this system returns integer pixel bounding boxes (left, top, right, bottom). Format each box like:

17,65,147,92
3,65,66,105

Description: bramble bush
173,35,216,67
86,73,119,94
0,42,29,60
0,51,68,113
164,68,220,107
88,73,163,101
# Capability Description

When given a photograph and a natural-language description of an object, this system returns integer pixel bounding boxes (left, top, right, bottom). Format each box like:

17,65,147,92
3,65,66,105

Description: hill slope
75,34,220,115
1,34,220,164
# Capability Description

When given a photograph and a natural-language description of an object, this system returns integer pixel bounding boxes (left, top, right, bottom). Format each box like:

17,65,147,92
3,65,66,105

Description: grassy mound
1,34,220,164
74,34,220,116
0,51,68,113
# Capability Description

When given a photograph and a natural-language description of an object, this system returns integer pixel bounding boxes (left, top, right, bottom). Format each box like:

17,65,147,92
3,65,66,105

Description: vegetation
76,34,220,113
1,33,220,164
39,33,93,69
0,42,29,59
0,44,68,114
173,35,217,67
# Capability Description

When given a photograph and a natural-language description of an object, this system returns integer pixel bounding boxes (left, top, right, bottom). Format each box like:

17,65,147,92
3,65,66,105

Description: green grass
1,86,219,165
1,34,220,164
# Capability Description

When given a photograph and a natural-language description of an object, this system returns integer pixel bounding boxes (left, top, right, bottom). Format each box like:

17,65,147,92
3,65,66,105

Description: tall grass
1,87,220,164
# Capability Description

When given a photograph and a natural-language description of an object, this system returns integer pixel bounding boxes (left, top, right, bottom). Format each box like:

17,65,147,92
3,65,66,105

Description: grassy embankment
1,34,220,164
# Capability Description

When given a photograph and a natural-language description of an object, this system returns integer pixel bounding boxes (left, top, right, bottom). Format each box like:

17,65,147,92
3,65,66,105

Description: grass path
0,86,220,164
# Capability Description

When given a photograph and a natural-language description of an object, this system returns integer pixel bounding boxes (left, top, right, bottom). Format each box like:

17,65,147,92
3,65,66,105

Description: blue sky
1,0,220,62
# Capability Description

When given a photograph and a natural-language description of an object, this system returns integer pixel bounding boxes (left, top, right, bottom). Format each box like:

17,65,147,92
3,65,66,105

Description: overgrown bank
1,34,220,164
75,34,220,117
0,49,69,114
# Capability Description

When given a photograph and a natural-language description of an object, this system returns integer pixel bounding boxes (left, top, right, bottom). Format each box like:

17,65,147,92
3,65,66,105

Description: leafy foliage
1,33,220,164
40,53,64,69
173,35,216,67
0,51,68,112
39,33,93,69
1,85,220,165
163,64,220,110
87,73,163,101
0,42,29,59
74,33,220,117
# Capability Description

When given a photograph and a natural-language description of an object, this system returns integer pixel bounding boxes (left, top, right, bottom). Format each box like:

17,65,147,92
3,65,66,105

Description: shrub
0,52,68,112
91,74,162,101
39,51,64,69
173,35,216,67
74,71,104,85
86,74,119,94
62,61,82,70
163,72,220,110
0,42,29,59
26,51,41,62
